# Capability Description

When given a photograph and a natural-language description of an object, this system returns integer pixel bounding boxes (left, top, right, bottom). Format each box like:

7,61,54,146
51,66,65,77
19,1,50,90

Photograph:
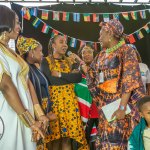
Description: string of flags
21,7,150,23
25,12,150,49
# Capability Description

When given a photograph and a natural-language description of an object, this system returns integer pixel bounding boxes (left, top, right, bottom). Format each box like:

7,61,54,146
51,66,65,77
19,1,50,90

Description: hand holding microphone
67,51,83,64
67,51,88,73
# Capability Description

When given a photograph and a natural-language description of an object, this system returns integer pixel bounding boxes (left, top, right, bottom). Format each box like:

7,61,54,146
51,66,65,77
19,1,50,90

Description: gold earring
0,31,6,41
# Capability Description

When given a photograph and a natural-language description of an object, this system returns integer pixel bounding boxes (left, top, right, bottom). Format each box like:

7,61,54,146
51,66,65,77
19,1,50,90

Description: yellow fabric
17,36,40,55
143,128,150,150
46,56,88,150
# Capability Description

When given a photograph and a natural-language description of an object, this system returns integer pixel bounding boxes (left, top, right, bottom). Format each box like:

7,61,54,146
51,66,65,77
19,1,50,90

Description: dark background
11,3,150,67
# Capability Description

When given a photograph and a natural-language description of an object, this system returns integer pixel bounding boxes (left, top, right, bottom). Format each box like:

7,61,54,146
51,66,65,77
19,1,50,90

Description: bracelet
19,110,35,127
119,105,126,111
34,104,45,119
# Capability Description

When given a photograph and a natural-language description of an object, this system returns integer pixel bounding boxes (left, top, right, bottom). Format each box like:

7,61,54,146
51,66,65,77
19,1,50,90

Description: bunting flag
113,13,119,20
63,34,68,41
53,11,60,21
93,42,97,50
103,14,109,22
80,41,86,48
62,12,70,21
21,7,31,20
93,14,99,22
42,23,50,33
41,10,49,20
70,38,77,48
143,24,150,34
32,18,41,28
140,11,146,19
136,31,144,40
131,11,138,20
128,34,136,44
51,29,59,38
73,13,80,22
30,8,37,17
122,12,129,20
83,13,90,22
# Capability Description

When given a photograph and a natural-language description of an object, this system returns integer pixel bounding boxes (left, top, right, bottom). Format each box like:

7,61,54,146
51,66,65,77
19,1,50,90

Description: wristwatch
58,72,61,78
119,105,126,111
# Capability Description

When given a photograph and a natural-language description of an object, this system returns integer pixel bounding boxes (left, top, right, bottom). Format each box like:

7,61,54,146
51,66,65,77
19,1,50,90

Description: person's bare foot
47,111,57,121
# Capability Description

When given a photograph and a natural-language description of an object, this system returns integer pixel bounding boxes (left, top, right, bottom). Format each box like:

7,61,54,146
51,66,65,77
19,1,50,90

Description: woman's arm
0,73,26,114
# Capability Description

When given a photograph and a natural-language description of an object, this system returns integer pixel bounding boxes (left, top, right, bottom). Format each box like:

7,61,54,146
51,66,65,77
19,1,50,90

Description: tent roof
0,0,149,4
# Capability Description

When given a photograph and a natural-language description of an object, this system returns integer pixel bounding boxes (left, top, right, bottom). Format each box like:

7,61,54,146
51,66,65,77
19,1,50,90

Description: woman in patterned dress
87,19,145,149
41,35,88,150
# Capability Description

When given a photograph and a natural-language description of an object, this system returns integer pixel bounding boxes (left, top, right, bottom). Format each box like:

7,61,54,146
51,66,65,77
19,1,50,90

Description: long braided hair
48,35,72,71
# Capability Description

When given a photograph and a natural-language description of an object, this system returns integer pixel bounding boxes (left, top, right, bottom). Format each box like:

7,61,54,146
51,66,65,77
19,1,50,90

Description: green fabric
128,118,146,150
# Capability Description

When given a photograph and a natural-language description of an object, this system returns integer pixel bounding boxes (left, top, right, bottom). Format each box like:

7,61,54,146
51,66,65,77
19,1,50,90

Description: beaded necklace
106,39,125,54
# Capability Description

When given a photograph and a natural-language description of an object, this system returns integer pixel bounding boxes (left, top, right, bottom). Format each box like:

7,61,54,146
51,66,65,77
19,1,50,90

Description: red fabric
89,102,99,118
78,101,90,119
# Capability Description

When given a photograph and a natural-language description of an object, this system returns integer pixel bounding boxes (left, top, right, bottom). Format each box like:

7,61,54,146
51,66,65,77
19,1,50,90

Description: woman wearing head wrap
86,19,145,149
17,36,57,150
0,5,44,150
40,35,88,150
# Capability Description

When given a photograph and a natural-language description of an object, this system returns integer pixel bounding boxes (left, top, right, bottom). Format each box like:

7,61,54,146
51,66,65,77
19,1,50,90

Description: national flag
136,31,144,40
74,76,92,123
103,14,109,22
83,13,90,22
113,13,119,20
32,18,41,28
21,7,31,20
70,38,77,48
30,8,37,17
73,13,80,22
93,13,99,22
122,12,129,20
53,11,60,21
62,12,69,21
131,11,137,20
41,10,49,20
143,25,150,34
74,76,98,137
51,29,59,38
128,34,136,44
140,11,146,19
42,23,50,33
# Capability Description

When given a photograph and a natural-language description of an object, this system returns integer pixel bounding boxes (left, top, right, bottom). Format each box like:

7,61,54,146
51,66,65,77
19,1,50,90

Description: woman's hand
69,53,82,63
47,111,57,121
30,121,44,142
111,109,126,120
51,70,60,77
39,115,49,132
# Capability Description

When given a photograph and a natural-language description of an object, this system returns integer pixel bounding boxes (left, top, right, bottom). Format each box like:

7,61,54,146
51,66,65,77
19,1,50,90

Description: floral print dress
87,44,145,150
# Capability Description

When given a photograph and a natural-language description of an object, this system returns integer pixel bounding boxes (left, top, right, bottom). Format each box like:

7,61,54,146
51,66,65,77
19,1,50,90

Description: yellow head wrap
17,36,40,56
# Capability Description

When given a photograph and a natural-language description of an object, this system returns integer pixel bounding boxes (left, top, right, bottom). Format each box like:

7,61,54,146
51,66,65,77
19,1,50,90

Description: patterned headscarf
17,36,40,56
99,19,126,39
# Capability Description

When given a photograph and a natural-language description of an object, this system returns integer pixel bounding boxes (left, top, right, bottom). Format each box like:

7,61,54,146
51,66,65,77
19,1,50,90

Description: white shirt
139,63,150,92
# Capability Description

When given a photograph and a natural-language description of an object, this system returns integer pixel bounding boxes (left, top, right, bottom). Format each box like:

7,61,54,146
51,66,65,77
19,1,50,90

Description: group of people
0,4,150,150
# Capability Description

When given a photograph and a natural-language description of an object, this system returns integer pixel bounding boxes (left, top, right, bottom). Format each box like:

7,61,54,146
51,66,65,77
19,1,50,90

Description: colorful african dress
0,43,36,150
87,44,145,150
41,56,88,150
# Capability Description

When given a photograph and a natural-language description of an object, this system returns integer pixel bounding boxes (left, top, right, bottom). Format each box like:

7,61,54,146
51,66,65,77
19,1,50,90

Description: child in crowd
128,96,150,150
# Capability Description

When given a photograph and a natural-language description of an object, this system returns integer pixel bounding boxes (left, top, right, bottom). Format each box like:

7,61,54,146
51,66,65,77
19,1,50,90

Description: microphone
67,51,81,64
